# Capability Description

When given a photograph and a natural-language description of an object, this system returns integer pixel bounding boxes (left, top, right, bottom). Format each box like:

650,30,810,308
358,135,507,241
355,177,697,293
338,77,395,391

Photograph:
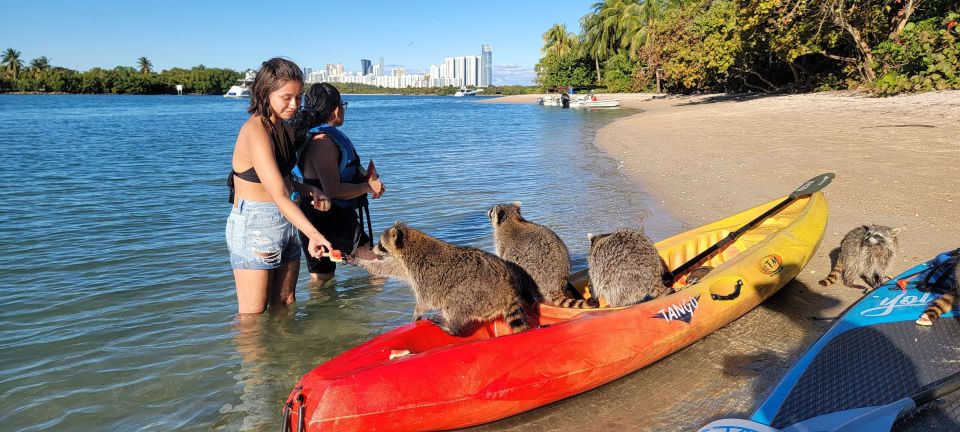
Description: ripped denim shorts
226,199,301,270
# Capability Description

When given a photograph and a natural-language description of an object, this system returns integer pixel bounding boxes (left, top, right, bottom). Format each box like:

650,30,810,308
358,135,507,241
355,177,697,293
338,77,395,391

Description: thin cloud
492,64,535,86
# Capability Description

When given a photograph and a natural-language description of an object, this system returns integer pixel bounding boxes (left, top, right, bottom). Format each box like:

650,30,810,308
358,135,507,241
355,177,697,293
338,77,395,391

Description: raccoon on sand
818,224,900,291
488,202,597,308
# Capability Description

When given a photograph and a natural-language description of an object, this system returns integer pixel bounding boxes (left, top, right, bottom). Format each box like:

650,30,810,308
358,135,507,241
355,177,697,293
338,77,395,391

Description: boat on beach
282,189,829,431
223,70,255,98
569,94,621,109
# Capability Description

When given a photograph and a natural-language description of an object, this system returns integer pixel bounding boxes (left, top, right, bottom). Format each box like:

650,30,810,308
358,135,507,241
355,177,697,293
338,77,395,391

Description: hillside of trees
536,0,959,94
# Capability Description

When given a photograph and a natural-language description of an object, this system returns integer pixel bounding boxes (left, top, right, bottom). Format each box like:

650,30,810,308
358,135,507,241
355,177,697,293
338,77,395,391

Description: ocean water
0,94,683,431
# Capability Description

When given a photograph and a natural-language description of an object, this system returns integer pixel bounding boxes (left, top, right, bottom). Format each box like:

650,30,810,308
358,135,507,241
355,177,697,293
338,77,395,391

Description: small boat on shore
223,70,255,98
282,186,829,431
569,94,621,109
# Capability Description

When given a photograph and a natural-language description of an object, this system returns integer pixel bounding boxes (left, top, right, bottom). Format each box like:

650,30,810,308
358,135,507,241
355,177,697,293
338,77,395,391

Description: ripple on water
0,95,682,431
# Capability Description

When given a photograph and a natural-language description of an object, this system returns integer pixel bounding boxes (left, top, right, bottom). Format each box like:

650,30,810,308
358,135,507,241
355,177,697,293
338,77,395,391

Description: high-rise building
454,56,466,86
361,59,372,75
392,68,405,77
372,64,382,76
480,45,492,87
465,56,479,86
325,63,344,77
377,57,385,76
443,57,454,81
303,67,313,78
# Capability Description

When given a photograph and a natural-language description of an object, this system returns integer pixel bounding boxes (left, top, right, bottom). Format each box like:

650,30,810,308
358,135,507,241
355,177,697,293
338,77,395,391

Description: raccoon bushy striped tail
546,292,599,309
503,299,530,333
917,292,956,326
819,261,843,286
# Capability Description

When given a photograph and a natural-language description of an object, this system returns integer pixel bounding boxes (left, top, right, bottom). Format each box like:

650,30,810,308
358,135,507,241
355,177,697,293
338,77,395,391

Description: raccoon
916,256,960,326
587,229,673,307
818,225,900,291
355,222,533,335
488,202,597,308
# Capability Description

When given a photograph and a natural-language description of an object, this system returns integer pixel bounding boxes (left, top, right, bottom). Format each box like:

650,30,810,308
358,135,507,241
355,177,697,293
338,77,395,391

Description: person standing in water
291,83,385,281
226,58,333,314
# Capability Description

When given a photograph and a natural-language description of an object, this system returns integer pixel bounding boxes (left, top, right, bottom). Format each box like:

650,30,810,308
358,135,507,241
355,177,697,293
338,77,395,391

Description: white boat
224,70,256,98
569,95,621,109
453,86,483,97
538,95,562,106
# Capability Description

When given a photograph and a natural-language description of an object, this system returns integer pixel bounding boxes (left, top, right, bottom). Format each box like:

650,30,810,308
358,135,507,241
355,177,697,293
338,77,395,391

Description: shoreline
481,90,960,429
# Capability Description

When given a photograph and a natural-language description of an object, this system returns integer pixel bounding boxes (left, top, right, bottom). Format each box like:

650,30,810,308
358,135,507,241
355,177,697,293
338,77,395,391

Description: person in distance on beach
290,82,386,281
226,57,333,314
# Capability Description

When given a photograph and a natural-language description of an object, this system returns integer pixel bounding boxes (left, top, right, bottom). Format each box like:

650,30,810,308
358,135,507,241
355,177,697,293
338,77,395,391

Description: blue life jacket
304,125,368,210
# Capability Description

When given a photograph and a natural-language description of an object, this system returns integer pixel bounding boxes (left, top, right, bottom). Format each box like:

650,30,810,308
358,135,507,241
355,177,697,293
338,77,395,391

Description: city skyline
0,1,590,85
307,45,493,89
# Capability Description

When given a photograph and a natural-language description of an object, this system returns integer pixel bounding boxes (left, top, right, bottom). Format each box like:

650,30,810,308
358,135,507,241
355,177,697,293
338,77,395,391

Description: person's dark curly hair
290,82,342,139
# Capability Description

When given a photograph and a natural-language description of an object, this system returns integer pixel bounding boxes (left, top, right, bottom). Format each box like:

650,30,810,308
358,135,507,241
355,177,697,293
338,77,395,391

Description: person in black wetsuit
291,83,385,281
226,58,333,314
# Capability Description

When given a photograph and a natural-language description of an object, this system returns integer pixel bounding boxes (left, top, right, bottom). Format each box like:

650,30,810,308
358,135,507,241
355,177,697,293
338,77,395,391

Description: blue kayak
701,250,960,431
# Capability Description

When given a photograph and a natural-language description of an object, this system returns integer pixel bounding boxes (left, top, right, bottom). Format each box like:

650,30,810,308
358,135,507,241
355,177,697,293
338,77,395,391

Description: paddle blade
789,173,834,199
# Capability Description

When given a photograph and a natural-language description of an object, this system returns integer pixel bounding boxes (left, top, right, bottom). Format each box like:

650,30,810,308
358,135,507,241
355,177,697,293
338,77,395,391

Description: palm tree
541,24,579,57
137,57,153,74
2,48,24,80
580,0,688,80
30,56,50,80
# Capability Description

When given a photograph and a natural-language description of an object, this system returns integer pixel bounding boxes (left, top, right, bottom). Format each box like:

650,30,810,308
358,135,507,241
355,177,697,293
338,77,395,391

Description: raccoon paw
916,313,933,326
586,297,600,308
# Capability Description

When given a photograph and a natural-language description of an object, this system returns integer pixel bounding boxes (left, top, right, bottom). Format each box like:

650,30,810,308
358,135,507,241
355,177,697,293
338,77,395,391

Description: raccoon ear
587,233,594,240
512,201,521,209
487,207,494,221
495,208,506,225
392,226,405,248
890,227,902,236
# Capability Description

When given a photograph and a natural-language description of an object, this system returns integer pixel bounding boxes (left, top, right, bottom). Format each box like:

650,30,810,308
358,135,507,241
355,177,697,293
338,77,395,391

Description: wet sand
475,91,960,430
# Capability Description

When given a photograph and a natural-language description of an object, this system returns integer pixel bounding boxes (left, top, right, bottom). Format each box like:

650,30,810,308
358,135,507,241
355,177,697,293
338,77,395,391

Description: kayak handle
296,394,306,432
711,279,743,301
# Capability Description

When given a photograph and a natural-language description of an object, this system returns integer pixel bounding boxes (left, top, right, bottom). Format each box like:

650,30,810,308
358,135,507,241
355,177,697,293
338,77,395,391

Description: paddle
664,173,835,286
698,370,960,432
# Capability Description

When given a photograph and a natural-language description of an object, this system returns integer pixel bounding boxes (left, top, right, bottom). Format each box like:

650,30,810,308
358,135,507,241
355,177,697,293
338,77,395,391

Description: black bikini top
227,121,299,203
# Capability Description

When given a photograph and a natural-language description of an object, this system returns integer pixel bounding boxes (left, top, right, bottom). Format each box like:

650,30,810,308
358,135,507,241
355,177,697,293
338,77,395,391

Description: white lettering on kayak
860,292,933,317
654,296,700,324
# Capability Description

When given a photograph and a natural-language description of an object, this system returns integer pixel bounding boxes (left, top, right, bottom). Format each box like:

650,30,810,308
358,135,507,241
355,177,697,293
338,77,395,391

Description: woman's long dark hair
291,82,342,139
247,57,304,132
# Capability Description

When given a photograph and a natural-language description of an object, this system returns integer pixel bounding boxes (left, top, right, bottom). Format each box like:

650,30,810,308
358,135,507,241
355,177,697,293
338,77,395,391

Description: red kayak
283,193,828,431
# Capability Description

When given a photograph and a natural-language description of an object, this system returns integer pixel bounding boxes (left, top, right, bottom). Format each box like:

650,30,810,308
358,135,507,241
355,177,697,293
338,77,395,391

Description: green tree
2,48,24,80
137,57,153,75
29,56,50,80
542,24,579,57
535,51,596,89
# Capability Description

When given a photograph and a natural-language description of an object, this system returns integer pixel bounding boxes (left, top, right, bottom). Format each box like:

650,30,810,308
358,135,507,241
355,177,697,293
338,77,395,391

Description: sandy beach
476,91,960,430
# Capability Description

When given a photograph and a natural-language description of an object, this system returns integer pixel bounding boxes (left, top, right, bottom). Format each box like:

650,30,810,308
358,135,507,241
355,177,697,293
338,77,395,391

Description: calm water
0,95,683,431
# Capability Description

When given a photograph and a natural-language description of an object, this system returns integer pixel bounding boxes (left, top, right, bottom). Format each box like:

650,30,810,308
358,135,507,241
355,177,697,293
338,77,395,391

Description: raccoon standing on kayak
356,222,533,335
916,256,960,326
488,202,598,308
587,229,672,307
818,224,900,291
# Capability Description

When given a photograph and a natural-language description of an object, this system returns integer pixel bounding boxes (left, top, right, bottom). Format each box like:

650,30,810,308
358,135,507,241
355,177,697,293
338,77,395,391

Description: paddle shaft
664,197,795,285
663,173,834,286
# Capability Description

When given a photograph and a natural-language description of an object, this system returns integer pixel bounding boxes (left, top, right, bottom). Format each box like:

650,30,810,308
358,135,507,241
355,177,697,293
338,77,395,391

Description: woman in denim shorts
226,57,333,314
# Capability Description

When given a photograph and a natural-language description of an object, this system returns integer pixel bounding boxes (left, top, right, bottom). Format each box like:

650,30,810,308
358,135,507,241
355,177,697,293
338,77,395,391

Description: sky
1,1,593,85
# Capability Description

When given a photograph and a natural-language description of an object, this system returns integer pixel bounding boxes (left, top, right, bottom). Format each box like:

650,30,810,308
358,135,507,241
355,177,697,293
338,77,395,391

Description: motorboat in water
453,86,482,97
224,70,255,98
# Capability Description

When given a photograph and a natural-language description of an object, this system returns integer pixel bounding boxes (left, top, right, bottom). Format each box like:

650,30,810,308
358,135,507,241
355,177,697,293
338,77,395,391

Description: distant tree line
0,49,242,95
310,82,540,96
536,0,960,94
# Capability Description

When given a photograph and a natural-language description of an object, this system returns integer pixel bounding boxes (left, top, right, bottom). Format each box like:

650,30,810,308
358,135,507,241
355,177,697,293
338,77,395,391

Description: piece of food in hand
322,249,344,262
367,160,379,181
